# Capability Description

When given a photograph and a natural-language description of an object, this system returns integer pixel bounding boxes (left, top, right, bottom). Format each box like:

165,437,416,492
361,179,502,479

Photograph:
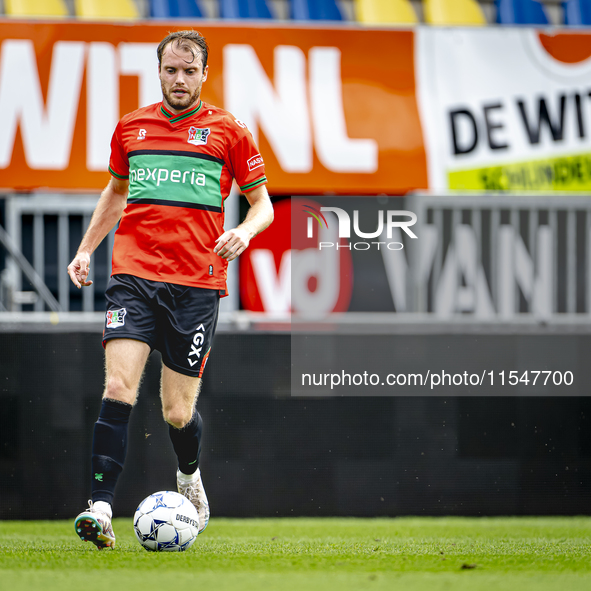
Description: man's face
159,41,208,113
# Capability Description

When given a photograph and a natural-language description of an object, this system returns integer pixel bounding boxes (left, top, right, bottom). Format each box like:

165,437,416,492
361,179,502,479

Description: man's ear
202,65,209,83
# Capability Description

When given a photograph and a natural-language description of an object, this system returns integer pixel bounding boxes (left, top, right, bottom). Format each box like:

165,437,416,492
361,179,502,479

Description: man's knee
104,376,137,405
163,406,193,429
160,370,201,429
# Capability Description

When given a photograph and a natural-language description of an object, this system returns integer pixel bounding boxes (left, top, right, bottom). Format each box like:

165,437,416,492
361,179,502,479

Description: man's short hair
157,30,209,71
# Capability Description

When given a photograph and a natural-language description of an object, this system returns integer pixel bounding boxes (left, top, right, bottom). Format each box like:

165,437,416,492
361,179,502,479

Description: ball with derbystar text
133,491,199,552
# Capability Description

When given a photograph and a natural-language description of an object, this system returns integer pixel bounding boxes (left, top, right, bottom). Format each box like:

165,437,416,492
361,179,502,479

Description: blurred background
1,0,591,519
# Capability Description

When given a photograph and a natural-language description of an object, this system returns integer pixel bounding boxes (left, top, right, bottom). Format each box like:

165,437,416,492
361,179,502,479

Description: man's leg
75,338,150,549
161,366,209,533
92,338,150,500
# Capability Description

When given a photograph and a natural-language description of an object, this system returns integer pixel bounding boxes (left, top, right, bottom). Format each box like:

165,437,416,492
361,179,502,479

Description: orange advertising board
0,20,427,194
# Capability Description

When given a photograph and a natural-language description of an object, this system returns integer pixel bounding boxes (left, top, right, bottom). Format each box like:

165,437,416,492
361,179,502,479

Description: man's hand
67,252,93,288
66,176,128,289
214,228,251,261
214,185,273,261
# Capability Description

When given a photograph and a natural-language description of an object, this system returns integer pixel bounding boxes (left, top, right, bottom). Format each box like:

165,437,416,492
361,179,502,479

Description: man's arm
67,176,129,288
214,185,274,261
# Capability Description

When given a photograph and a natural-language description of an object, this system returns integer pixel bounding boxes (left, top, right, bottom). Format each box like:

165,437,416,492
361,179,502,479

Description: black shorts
103,274,220,378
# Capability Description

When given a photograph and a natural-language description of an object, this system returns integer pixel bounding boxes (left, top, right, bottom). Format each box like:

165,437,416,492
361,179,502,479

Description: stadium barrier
5,193,591,322
406,193,591,318
2,328,591,519
0,189,240,314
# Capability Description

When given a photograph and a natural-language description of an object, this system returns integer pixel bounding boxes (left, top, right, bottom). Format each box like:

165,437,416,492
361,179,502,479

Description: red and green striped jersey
108,100,267,293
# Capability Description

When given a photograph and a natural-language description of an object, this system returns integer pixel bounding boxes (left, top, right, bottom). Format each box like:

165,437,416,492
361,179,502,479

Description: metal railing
2,194,112,312
1,189,241,317
406,193,591,319
4,192,591,325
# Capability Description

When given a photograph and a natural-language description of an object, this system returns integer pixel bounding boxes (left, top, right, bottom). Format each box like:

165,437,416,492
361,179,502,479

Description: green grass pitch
1,517,591,591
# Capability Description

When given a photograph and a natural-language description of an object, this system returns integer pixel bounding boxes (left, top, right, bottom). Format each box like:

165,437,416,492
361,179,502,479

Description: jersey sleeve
225,124,268,193
108,121,129,180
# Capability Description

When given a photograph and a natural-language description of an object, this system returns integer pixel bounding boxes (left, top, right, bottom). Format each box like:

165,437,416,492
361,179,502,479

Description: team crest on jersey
106,308,127,329
187,127,210,146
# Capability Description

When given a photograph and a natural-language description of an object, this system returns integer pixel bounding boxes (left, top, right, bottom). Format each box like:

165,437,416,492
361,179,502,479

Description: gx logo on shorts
187,323,213,377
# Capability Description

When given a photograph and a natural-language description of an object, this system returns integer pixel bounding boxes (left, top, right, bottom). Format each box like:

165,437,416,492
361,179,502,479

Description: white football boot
74,500,116,549
177,468,210,534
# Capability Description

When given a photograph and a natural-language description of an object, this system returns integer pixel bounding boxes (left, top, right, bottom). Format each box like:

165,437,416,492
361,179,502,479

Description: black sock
169,411,203,475
91,398,132,504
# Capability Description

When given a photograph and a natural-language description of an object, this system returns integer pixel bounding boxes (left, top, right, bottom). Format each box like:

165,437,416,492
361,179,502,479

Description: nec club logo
247,154,264,171
187,127,210,146
106,308,126,328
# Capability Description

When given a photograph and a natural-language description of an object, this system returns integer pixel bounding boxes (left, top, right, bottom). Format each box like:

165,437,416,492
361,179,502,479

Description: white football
133,491,199,552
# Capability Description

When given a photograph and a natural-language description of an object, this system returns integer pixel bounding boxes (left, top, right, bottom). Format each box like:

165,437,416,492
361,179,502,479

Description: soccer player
68,30,273,549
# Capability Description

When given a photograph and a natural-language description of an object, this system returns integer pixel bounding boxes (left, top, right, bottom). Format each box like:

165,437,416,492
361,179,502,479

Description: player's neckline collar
160,100,202,123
